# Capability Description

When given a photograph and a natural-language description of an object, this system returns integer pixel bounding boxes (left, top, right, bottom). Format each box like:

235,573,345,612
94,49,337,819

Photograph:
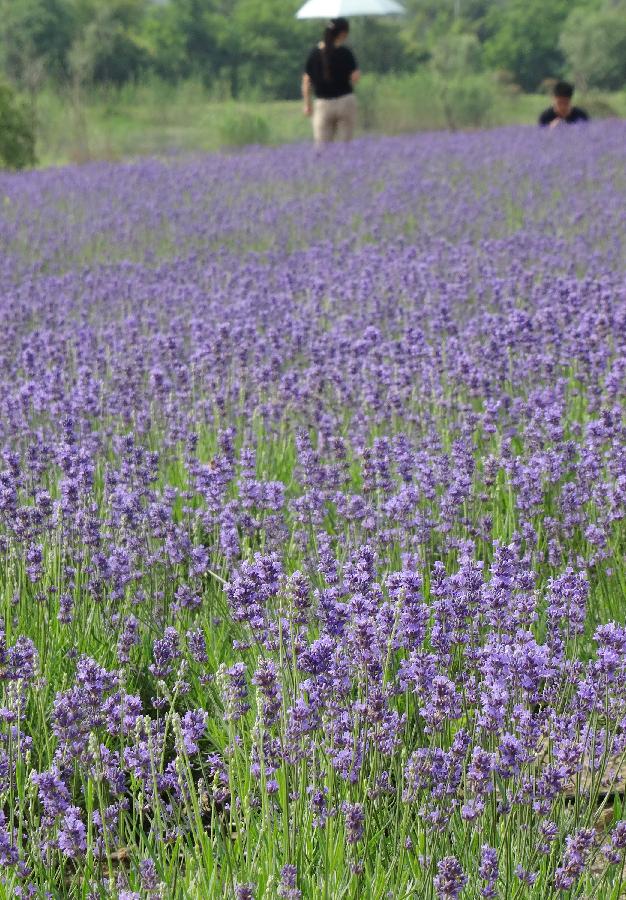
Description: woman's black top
305,46,358,99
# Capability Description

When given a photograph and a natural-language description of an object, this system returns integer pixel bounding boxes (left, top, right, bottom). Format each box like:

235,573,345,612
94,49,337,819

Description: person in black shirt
539,81,589,128
302,18,361,146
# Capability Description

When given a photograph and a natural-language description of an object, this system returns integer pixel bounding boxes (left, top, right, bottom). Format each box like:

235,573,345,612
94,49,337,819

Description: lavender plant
0,122,625,898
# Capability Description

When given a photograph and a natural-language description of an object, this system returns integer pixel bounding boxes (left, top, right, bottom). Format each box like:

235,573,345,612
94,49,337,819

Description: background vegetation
1,0,626,166
24,79,625,168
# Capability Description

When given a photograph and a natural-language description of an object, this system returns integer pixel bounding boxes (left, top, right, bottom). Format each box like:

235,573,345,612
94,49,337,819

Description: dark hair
322,17,349,80
554,81,574,98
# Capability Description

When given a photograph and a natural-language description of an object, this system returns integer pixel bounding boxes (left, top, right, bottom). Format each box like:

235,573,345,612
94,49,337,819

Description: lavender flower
57,806,87,858
278,864,301,900
343,802,365,844
479,845,498,898
252,660,282,726
186,628,208,664
514,865,537,886
149,627,180,679
434,857,467,899
139,858,159,891
554,828,596,891
0,811,18,867
235,884,255,900
219,662,250,721
2,118,626,899
180,709,207,755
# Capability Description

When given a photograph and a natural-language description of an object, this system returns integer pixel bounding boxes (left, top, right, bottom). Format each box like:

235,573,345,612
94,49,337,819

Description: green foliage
218,109,270,147
141,1,196,81
1,0,626,137
482,0,571,91
356,76,381,131
400,0,459,59
14,73,626,166
428,33,493,130
77,5,147,86
430,32,482,78
435,72,495,130
358,68,498,134
0,0,75,85
560,3,626,91
579,94,619,119
0,81,36,168
354,71,443,133
349,18,417,76
227,0,314,99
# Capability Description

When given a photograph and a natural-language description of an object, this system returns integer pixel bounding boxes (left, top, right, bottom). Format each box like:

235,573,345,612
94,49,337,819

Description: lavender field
1,122,626,899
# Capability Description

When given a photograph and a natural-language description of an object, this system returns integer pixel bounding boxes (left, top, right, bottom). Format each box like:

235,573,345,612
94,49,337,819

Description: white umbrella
296,0,405,18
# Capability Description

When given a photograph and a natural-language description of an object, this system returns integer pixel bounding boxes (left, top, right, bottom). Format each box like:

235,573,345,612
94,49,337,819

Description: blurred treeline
2,0,626,101
1,0,625,167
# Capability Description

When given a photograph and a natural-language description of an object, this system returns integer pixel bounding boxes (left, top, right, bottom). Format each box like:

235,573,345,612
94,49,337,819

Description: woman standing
302,18,361,146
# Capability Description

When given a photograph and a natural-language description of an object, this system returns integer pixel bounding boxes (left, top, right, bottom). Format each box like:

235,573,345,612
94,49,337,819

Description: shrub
357,69,496,136
356,76,380,131
357,71,445,135
435,73,496,130
560,5,626,91
0,82,36,169
218,110,271,148
577,94,618,120
431,33,483,79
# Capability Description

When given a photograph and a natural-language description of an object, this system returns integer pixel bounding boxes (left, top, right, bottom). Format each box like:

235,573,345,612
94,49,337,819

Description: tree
141,0,195,81
349,18,417,77
228,0,315,99
4,0,623,104
400,0,492,62
430,31,483,79
429,33,494,130
0,0,75,85
70,0,147,86
0,81,36,168
560,3,626,90
482,0,570,91
142,0,315,99
140,0,230,89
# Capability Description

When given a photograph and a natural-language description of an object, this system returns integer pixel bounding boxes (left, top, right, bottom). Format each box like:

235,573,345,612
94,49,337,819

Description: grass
31,76,626,167
34,81,311,166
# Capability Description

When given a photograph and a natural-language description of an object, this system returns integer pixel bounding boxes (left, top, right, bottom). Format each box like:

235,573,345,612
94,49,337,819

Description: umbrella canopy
296,0,405,18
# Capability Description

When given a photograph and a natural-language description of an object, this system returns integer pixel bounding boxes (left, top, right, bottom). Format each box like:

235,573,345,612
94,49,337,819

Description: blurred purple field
1,124,626,898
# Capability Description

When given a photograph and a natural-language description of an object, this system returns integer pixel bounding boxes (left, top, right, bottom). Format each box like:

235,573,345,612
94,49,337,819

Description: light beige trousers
313,94,357,145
